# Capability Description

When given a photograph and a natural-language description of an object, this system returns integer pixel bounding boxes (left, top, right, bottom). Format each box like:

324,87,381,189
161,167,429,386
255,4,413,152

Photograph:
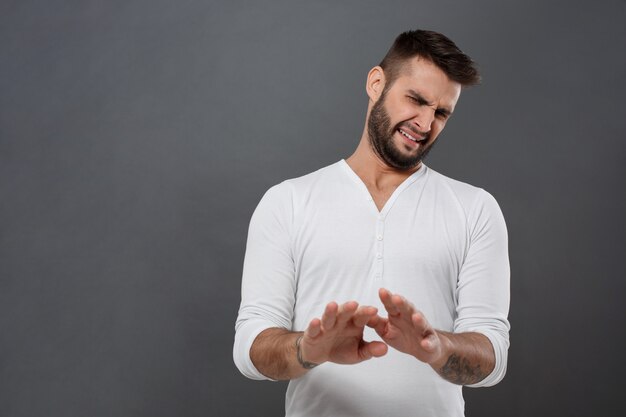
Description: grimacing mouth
397,127,427,143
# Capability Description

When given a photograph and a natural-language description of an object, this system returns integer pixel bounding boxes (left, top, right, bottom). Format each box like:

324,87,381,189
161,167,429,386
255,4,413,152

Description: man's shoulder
257,160,343,207
267,160,343,194
285,160,343,186
425,166,500,212
427,166,484,196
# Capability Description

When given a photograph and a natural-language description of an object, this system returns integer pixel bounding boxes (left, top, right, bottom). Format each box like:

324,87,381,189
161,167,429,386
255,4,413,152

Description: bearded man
234,29,510,417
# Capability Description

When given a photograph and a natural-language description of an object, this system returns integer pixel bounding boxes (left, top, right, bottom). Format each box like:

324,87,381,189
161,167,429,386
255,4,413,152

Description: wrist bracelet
295,335,319,370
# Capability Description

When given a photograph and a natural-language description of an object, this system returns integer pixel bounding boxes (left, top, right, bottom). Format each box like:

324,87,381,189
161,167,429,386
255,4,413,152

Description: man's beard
367,93,436,170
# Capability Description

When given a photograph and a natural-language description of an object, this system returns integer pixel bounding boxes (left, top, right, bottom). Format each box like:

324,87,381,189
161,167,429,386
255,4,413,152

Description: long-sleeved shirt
234,160,510,417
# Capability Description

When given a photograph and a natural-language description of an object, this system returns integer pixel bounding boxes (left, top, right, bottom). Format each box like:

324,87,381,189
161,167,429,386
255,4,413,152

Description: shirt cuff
464,328,509,388
233,318,282,381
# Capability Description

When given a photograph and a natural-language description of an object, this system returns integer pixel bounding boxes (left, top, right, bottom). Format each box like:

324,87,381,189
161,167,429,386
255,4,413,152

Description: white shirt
234,160,510,417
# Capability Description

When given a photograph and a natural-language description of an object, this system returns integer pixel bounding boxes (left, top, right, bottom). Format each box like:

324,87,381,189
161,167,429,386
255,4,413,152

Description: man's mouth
397,128,427,143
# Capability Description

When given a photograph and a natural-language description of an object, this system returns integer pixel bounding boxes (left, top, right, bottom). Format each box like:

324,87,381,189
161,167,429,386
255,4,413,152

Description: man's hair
379,30,480,90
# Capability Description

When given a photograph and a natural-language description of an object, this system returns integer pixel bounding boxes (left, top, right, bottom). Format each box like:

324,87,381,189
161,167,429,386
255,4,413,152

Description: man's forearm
250,328,308,381
431,331,495,385
249,302,386,380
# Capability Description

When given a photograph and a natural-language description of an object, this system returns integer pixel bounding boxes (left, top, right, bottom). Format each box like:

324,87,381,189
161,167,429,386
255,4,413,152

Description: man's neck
345,136,422,192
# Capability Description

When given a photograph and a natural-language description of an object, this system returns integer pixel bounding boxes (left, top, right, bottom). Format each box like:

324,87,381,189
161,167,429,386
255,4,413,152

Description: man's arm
370,190,510,386
250,301,388,381
250,328,307,380
233,183,298,380
432,331,494,385
370,288,494,385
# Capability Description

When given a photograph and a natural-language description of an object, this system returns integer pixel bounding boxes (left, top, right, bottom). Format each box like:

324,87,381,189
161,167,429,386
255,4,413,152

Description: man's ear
366,66,386,102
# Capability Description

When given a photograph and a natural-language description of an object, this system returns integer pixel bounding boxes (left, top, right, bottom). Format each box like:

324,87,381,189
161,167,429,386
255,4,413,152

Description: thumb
359,340,388,360
420,334,440,352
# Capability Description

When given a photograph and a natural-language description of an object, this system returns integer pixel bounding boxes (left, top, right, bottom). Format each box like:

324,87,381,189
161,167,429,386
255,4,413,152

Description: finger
321,301,338,330
367,314,388,337
336,301,359,325
305,318,322,339
379,288,400,316
392,294,417,318
353,306,377,327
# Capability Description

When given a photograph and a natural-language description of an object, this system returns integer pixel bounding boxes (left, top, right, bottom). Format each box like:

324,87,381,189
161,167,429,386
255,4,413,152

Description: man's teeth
398,129,422,143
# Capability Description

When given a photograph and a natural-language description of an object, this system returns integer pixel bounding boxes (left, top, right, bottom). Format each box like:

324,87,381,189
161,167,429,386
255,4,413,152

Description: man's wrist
429,330,452,369
295,335,319,370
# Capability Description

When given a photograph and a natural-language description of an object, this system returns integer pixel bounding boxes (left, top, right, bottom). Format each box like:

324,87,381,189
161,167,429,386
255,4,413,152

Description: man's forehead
392,62,461,108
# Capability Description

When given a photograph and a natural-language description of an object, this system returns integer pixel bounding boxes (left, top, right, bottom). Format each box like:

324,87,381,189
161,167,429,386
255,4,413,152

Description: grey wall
1,1,625,416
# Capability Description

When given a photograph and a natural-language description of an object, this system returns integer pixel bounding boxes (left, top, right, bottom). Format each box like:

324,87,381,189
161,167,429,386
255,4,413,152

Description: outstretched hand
300,301,388,366
369,288,446,365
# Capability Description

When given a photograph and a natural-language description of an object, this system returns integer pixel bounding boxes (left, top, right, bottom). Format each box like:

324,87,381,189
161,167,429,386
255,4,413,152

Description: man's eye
436,111,448,120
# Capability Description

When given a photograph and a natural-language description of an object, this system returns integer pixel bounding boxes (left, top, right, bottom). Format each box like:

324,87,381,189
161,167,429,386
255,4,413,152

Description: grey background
1,1,625,416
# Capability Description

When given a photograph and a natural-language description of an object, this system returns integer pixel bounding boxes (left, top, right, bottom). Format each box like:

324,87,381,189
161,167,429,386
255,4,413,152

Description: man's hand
370,288,496,385
250,300,387,380
369,288,445,365
300,301,388,366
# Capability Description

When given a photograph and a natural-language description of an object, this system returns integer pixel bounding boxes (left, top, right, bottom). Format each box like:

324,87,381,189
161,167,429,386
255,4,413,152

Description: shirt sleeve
453,189,511,387
233,183,296,380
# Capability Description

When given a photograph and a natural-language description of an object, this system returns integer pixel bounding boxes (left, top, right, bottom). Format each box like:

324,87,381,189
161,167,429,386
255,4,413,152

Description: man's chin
385,155,423,171
387,145,428,170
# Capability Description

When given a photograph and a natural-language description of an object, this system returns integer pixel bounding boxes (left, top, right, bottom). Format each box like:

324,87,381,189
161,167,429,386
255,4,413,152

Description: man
234,29,510,417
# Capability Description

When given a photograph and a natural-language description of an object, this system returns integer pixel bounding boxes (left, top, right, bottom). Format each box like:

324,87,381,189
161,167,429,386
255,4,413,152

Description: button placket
373,216,385,281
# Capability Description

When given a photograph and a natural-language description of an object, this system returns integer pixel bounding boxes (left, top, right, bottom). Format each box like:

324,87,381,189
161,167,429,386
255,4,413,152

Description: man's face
367,58,462,170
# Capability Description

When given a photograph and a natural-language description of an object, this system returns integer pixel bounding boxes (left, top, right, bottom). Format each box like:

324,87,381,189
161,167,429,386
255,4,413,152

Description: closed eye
435,110,450,120
406,91,452,120
407,95,429,106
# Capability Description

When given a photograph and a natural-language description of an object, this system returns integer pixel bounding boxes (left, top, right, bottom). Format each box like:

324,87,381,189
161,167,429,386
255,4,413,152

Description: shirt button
376,253,382,259
376,235,383,240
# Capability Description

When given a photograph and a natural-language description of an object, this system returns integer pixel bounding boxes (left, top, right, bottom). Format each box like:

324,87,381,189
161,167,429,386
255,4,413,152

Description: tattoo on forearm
439,353,486,385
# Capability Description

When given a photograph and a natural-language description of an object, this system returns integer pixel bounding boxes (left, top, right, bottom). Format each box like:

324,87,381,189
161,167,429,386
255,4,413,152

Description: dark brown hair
379,30,480,89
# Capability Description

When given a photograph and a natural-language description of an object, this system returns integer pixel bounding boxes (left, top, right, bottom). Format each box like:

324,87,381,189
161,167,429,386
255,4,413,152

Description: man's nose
412,109,435,132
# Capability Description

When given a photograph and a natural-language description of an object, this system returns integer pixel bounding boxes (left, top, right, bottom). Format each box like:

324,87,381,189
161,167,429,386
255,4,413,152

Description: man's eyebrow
407,89,433,106
407,89,453,116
